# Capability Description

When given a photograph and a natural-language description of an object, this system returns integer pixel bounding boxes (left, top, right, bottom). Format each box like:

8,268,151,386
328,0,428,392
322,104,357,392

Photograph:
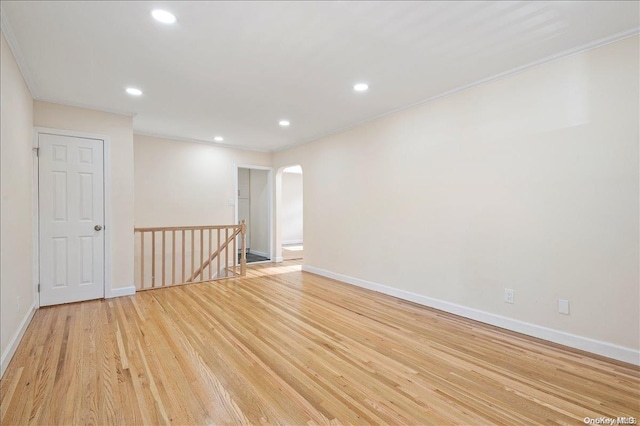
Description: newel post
240,219,247,276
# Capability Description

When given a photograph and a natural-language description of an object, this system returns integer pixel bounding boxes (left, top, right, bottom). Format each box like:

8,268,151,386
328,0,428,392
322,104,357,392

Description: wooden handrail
134,221,247,290
135,224,242,232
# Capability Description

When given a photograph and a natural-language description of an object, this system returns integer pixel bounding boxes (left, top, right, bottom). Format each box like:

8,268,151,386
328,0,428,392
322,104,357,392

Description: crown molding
274,27,640,153
1,6,39,98
2,2,637,154
35,96,137,117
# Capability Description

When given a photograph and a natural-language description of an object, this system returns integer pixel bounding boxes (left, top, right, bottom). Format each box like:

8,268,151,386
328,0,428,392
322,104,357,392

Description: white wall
33,101,135,291
281,171,303,244
0,31,35,376
133,136,271,284
274,36,640,359
249,169,270,256
134,134,271,226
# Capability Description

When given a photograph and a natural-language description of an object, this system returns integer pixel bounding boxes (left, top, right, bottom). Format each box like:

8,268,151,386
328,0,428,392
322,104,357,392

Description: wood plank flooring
1,261,639,425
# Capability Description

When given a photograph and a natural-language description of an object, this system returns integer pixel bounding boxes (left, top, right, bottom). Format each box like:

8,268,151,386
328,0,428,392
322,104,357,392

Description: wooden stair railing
187,224,242,282
134,221,247,291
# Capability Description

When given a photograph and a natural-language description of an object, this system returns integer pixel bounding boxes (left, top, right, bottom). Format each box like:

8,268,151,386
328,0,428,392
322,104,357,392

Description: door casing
33,127,113,307
234,164,273,262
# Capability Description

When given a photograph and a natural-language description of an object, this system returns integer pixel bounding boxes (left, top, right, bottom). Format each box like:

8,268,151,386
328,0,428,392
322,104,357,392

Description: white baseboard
249,249,269,258
107,286,136,298
282,240,303,245
275,256,284,263
302,265,640,366
1,301,37,379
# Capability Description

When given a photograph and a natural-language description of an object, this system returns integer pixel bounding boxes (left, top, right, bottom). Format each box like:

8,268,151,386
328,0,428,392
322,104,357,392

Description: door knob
94,225,103,231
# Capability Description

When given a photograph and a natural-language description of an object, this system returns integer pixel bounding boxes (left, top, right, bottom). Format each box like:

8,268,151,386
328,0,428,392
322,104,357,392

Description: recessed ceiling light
126,87,142,96
279,120,290,127
214,136,224,142
152,9,177,24
353,83,369,92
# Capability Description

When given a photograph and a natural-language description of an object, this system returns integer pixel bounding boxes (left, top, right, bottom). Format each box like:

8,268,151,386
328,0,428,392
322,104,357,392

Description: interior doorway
280,165,303,261
236,166,272,263
36,130,108,306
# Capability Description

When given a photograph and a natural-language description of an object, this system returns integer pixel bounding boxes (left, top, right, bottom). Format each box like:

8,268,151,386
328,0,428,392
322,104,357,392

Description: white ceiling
2,1,638,151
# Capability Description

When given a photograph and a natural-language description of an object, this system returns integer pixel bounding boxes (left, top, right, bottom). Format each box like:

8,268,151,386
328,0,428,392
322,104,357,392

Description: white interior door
39,133,105,306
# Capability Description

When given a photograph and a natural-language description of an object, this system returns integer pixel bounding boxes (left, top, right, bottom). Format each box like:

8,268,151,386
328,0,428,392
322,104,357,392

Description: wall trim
0,301,37,379
274,28,640,153
282,239,303,245
36,97,136,118
0,7,38,98
107,286,136,298
249,249,270,258
32,130,40,309
275,256,284,263
302,265,640,366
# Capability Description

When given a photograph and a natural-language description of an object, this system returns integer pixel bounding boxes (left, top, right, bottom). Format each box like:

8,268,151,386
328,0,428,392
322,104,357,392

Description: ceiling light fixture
152,9,177,24
214,136,224,142
353,83,369,92
279,120,290,127
126,87,143,96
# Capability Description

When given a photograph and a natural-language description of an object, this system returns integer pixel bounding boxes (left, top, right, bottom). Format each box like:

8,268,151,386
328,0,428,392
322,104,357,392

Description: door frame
32,127,113,307
234,164,273,262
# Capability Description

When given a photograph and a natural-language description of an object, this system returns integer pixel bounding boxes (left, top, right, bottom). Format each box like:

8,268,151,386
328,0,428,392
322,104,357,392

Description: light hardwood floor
1,261,638,425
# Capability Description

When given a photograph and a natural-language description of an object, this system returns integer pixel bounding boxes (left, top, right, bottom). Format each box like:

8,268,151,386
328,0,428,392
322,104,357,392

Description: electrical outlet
504,288,514,304
559,299,570,315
